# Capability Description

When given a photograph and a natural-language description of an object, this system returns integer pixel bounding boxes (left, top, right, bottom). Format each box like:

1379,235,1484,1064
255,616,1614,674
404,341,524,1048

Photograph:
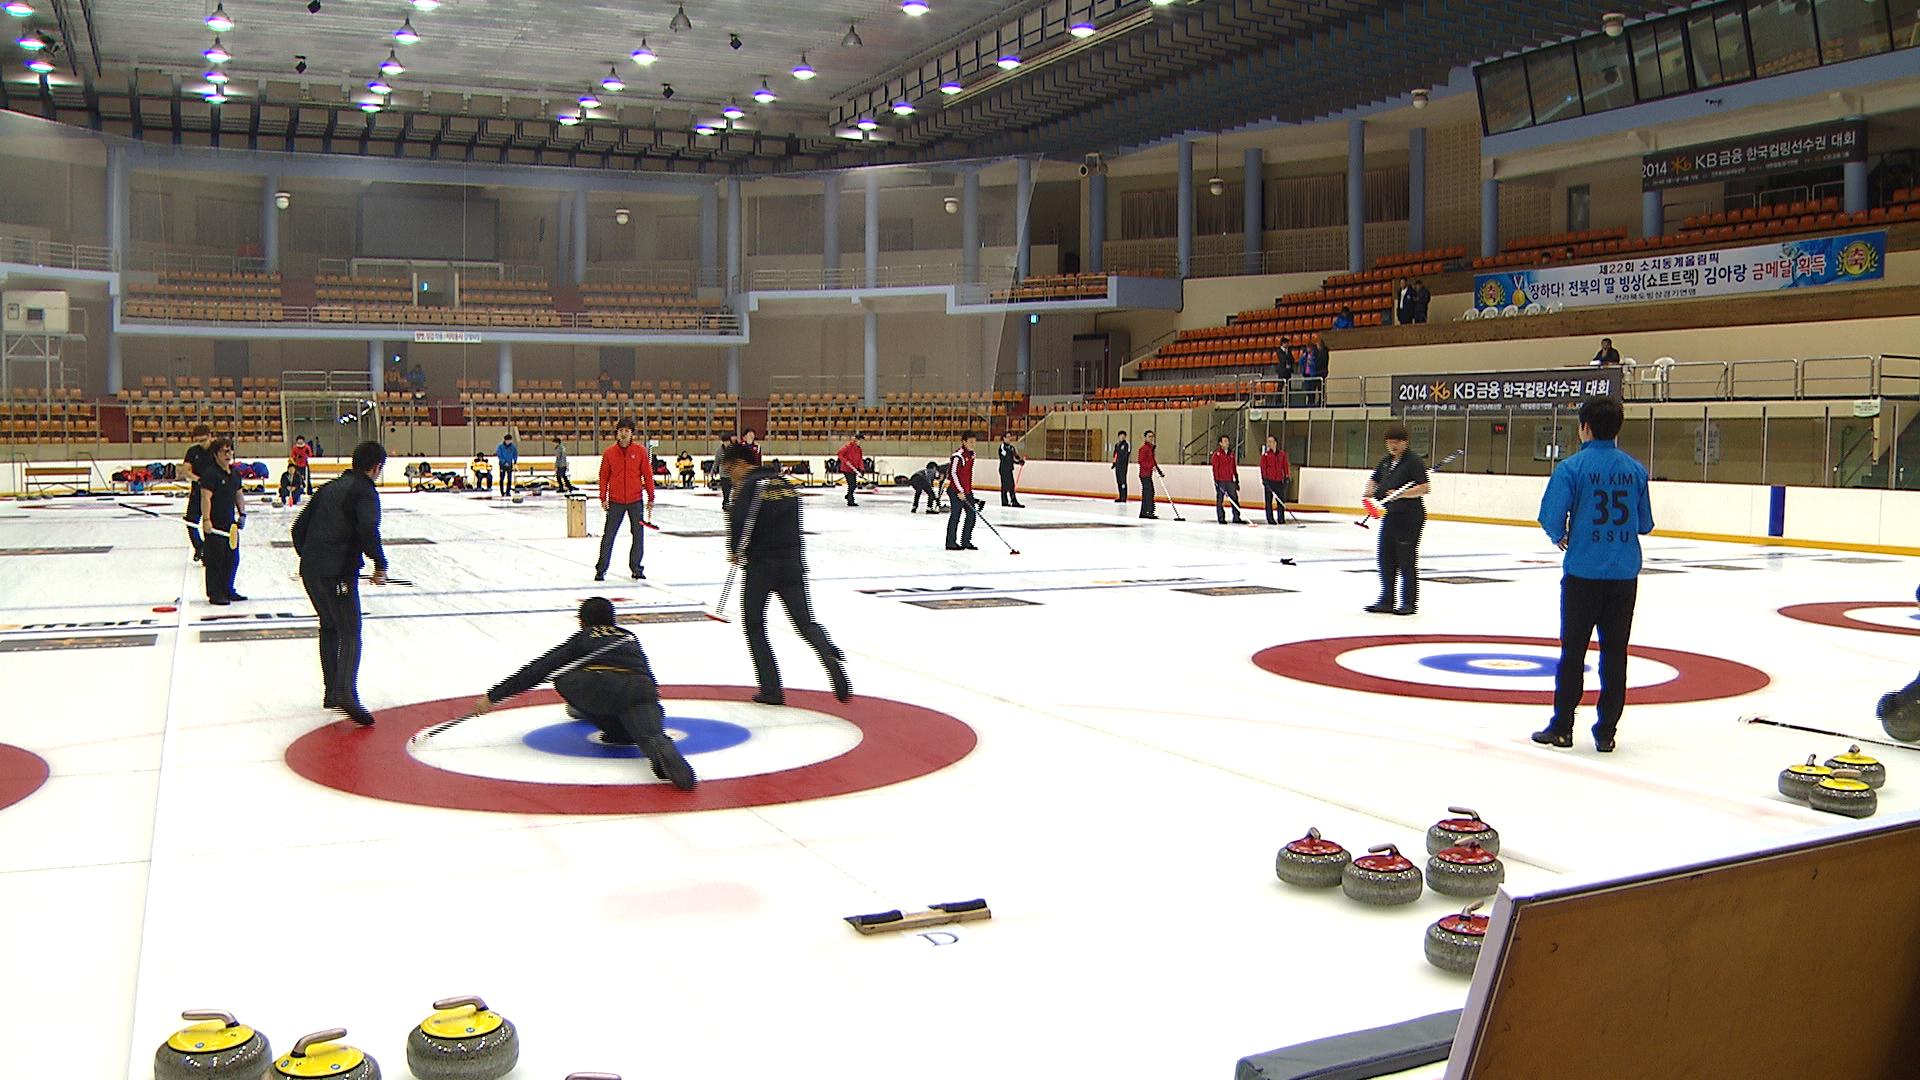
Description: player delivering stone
1532,396,1653,754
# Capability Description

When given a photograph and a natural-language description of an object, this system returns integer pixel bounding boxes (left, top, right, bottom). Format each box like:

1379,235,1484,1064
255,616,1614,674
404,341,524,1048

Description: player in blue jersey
1532,396,1653,754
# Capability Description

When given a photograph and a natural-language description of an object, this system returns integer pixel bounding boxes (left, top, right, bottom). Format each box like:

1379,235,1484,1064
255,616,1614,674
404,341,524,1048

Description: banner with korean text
1473,231,1884,312
1391,368,1624,415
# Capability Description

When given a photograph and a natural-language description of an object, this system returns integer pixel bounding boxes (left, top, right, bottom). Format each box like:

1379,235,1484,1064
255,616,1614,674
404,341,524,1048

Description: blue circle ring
523,716,753,759
1418,652,1578,678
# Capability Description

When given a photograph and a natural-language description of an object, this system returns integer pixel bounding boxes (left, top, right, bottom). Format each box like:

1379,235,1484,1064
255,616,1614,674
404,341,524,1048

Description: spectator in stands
289,435,312,504
1260,435,1291,525
676,451,695,489
998,432,1025,508
596,417,655,582
292,440,390,728
553,439,573,493
471,453,492,491
1591,338,1622,366
407,363,426,398
1138,430,1159,520
1301,338,1330,405
945,433,980,551
199,438,246,605
1111,430,1131,504
837,434,866,507
496,431,520,496
1410,279,1432,324
1211,436,1245,524
1331,306,1355,330
182,423,215,563
1395,278,1414,325
598,370,614,396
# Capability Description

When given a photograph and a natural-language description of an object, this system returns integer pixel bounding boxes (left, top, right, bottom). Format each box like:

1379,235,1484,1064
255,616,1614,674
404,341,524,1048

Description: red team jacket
599,441,656,504
1260,448,1291,483
837,441,865,478
290,442,311,468
948,446,975,496
1138,441,1158,477
1210,449,1238,482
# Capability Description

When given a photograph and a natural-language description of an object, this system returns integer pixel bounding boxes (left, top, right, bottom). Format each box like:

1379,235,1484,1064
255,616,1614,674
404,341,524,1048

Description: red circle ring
0,744,50,812
1252,634,1770,705
286,685,976,815
1779,601,1920,639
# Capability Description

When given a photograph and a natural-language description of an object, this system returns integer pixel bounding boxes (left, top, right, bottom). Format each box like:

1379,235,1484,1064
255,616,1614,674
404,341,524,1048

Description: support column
725,177,742,293
572,188,588,286
367,340,383,393
725,345,741,397
1015,157,1033,280
1242,147,1263,275
864,169,880,288
1347,118,1365,273
554,197,569,283
1408,127,1428,252
1844,155,1868,215
1480,178,1500,259
1088,169,1107,273
862,307,878,406
822,173,841,278
1641,188,1664,239
698,183,718,287
105,147,127,394
1176,139,1193,278
1016,317,1031,396
262,174,280,273
497,340,513,394
961,170,980,284
105,298,122,395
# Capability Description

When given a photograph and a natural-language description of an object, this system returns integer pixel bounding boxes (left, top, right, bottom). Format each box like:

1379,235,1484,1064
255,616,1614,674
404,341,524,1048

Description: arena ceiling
4,0,1671,174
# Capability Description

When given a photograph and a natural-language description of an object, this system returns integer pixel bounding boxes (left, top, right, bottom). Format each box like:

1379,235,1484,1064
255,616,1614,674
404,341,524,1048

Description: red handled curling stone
1778,755,1832,802
1808,769,1877,819
1341,843,1423,906
1424,902,1490,975
406,995,519,1080
1275,827,1351,888
1426,840,1505,898
272,1029,379,1080
154,1009,271,1080
1425,806,1498,857
1823,745,1886,790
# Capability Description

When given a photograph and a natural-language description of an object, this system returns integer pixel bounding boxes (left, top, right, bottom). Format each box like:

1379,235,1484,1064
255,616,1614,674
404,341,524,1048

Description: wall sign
1392,368,1623,414
1642,120,1865,191
1474,231,1884,311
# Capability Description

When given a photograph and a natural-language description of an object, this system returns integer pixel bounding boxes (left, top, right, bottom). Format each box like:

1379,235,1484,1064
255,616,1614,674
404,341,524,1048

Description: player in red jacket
1259,435,1292,525
837,434,865,506
945,433,978,550
1137,429,1160,519
596,417,656,581
1210,435,1245,524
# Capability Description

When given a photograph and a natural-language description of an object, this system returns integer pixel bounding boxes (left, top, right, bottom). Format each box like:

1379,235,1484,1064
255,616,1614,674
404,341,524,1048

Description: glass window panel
1814,0,1893,61
1689,10,1730,85
1526,46,1583,124
1630,25,1666,99
1478,57,1533,133
1747,0,1820,78
1575,34,1635,112
1657,21,1693,93
1892,0,1920,51
1715,4,1754,78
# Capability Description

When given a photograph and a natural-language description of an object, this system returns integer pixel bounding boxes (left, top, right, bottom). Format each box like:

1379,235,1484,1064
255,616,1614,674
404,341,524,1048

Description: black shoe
1531,728,1573,748
1364,601,1395,614
752,690,786,707
594,730,639,747
593,571,606,582
828,658,852,703
1140,513,1158,520
192,551,203,563
646,735,696,791
1593,729,1617,753
323,694,340,709
632,570,644,580
962,543,979,550
946,543,964,550
1233,517,1246,524
343,702,376,727
209,597,231,606
228,593,248,602
1011,502,1025,508
1392,606,1416,616
565,705,586,721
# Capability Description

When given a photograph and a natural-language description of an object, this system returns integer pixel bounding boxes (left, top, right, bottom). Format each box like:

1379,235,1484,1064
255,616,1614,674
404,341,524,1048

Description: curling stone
154,1009,271,1080
1823,745,1886,789
1808,769,1878,819
406,995,519,1080
1882,683,1920,742
1275,827,1351,888
272,1029,379,1080
1777,755,1832,802
1426,806,1499,857
1341,843,1423,906
1426,841,1505,898
1423,902,1491,975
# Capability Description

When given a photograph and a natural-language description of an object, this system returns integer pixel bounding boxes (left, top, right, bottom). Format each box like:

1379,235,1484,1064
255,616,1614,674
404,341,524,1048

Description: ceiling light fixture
791,53,815,79
841,24,862,48
3,2,34,17
939,75,963,94
995,54,1021,70
274,191,291,210
205,90,228,105
204,67,229,85
26,55,53,73
900,0,930,15
367,79,393,96
16,28,49,49
557,111,582,126
578,88,601,109
614,208,630,225
752,79,776,103
601,66,624,92
380,50,405,76
722,100,745,119
1601,12,1625,37
410,0,441,10
891,100,914,115
693,121,717,135
668,4,692,32
854,117,878,131
203,37,231,63
630,38,657,65
1069,17,1096,38
393,17,419,45
204,3,233,33
1150,0,1176,6
360,100,381,112
1411,87,1429,109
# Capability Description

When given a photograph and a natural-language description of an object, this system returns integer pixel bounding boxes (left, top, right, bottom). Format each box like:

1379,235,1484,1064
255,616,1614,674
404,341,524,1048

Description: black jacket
999,442,1024,472
488,624,654,704
729,465,802,561
292,469,388,578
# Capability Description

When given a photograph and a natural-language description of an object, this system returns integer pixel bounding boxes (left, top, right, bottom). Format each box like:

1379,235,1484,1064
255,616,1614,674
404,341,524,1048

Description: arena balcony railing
745,262,1017,292
118,304,743,336
0,233,117,273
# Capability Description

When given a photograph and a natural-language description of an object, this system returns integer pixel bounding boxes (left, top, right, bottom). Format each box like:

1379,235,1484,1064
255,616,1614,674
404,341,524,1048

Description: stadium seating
766,390,1025,441
989,272,1112,302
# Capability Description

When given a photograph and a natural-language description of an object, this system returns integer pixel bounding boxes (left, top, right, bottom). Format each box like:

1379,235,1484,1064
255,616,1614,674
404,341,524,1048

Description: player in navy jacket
1532,396,1654,753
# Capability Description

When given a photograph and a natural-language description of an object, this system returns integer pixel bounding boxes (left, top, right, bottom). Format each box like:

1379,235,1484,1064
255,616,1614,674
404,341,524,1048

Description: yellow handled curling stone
406,995,519,1080
155,1009,271,1080
272,1028,379,1080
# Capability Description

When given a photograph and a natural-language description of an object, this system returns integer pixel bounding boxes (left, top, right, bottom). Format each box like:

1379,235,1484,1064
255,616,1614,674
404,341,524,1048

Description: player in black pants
998,433,1025,508
1363,423,1430,616
181,424,214,562
722,443,851,707
910,461,944,514
292,441,391,727
469,597,694,790
198,438,247,605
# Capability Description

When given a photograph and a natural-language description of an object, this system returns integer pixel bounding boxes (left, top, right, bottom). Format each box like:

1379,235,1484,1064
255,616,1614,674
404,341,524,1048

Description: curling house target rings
1252,635,1770,705
1778,602,1920,638
0,744,50,811
285,685,976,814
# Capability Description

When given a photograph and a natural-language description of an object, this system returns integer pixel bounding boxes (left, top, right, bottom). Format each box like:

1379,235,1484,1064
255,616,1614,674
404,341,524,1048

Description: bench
395,459,489,491
25,465,91,496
